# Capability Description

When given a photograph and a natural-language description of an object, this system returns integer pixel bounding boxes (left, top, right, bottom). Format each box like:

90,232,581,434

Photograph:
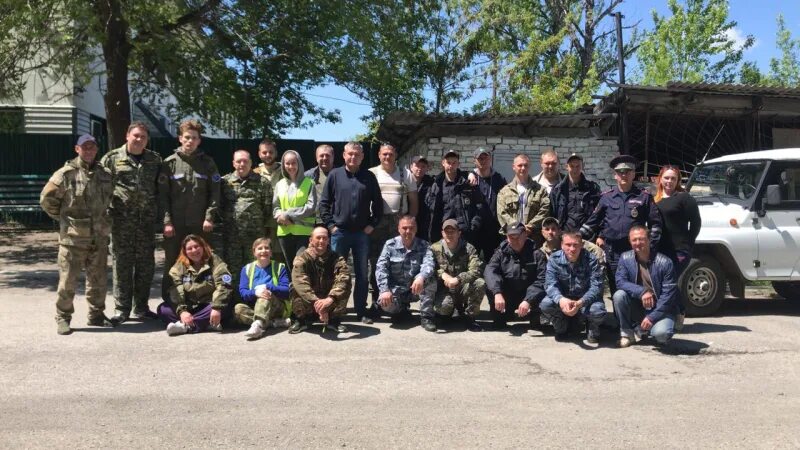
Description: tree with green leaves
1,0,432,145
636,0,754,85
768,14,800,87
457,0,637,114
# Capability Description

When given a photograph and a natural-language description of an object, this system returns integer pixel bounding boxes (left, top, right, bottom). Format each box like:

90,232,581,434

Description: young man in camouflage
430,219,485,331
375,215,437,332
496,154,550,246
101,122,162,323
40,134,115,334
158,120,221,300
289,225,352,334
253,138,284,263
221,149,272,296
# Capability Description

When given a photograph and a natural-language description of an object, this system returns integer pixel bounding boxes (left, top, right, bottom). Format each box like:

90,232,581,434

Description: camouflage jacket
168,252,232,313
496,176,551,233
221,171,272,237
290,248,352,304
254,162,282,226
100,145,162,217
158,148,221,228
40,157,113,246
430,238,483,286
376,236,435,294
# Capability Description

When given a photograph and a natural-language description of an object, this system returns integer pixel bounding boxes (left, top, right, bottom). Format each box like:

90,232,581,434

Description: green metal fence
0,134,379,175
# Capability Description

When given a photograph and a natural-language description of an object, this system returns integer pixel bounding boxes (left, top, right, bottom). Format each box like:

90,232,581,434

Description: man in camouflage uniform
100,122,162,323
497,153,550,246
253,138,284,263
430,219,485,331
221,149,272,295
158,120,221,299
289,225,352,334
40,134,115,334
375,215,437,332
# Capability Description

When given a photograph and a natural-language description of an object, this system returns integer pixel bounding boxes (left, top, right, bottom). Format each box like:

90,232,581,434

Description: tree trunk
93,0,131,148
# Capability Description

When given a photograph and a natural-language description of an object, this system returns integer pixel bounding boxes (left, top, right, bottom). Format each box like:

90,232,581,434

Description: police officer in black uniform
580,155,662,295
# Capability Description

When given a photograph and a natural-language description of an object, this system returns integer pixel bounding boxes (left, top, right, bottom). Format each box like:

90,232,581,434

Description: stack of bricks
399,135,620,189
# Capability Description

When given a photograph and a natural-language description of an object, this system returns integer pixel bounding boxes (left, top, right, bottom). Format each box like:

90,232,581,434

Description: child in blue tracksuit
233,237,291,339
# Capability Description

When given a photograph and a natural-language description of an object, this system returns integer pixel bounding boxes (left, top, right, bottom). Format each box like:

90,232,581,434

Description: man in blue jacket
613,225,679,347
540,230,605,344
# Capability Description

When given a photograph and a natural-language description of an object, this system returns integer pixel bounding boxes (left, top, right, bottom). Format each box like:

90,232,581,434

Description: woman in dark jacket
655,166,701,329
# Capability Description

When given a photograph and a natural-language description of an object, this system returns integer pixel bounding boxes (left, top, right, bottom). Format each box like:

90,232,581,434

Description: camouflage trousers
291,294,348,321
434,277,485,318
233,297,290,325
55,240,109,321
162,225,208,300
111,214,156,315
223,231,263,297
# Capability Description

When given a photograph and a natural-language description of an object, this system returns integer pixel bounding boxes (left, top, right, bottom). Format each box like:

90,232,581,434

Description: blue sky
283,0,800,141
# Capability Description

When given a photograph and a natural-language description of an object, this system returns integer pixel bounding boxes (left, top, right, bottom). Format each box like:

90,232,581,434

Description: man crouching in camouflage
289,225,352,334
100,122,162,323
430,219,485,331
375,215,437,332
40,134,115,334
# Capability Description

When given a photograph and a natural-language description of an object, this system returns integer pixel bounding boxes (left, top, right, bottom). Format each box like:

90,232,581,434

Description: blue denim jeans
331,229,370,318
612,290,675,344
540,295,606,335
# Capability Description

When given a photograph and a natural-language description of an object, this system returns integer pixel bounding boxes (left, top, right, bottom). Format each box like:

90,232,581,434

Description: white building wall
398,135,619,189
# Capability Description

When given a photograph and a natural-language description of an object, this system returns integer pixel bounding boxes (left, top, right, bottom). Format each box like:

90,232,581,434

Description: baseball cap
566,153,583,162
542,217,560,228
410,155,428,164
442,218,459,230
506,222,526,236
76,134,97,146
473,147,490,158
443,149,459,159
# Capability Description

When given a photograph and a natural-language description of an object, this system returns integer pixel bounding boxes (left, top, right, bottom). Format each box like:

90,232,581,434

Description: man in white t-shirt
532,147,563,194
367,143,419,309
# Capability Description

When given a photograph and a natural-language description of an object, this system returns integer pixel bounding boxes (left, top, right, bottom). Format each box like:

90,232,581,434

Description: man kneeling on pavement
375,215,437,332
613,225,678,347
484,222,547,330
430,219,485,331
540,230,606,344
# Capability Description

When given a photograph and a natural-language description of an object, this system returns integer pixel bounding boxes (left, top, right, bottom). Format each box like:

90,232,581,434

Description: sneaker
87,314,116,327
421,318,437,332
271,318,291,328
166,321,189,336
207,322,223,332
109,313,128,325
244,320,266,339
56,318,72,335
288,320,307,334
130,309,158,320
585,330,600,346
329,319,348,333
359,315,374,325
675,314,685,331
618,336,634,348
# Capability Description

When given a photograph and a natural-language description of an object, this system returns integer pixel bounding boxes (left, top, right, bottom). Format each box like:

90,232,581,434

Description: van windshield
688,161,767,201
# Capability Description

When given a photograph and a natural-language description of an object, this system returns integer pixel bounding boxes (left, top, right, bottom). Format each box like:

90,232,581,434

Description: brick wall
399,135,620,189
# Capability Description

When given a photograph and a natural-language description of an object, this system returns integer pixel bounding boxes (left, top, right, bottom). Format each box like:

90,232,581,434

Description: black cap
609,155,638,171
443,149,459,159
473,147,490,158
566,153,583,163
541,217,559,228
506,222,526,236
410,155,428,164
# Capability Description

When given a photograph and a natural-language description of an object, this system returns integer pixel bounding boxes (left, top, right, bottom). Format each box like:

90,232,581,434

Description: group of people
40,119,701,347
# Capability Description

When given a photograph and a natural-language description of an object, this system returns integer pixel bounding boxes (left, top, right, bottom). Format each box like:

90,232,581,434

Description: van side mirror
766,184,781,206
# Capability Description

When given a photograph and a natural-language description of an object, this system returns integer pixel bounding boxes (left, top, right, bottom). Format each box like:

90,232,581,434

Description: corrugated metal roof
613,82,800,98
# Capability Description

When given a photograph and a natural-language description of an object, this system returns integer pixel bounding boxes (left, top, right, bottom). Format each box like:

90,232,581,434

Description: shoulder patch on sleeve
212,174,221,182
158,173,169,184
221,274,232,284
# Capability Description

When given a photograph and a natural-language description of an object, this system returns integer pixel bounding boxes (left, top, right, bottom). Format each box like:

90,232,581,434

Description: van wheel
680,256,725,316
771,281,800,301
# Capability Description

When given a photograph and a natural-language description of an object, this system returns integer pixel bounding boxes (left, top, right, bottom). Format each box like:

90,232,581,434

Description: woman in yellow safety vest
273,150,317,267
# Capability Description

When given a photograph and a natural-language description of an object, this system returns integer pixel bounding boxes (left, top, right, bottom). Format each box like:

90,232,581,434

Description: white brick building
377,112,621,188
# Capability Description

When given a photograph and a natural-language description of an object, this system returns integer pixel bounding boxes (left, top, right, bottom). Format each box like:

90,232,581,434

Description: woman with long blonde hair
655,166,701,329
